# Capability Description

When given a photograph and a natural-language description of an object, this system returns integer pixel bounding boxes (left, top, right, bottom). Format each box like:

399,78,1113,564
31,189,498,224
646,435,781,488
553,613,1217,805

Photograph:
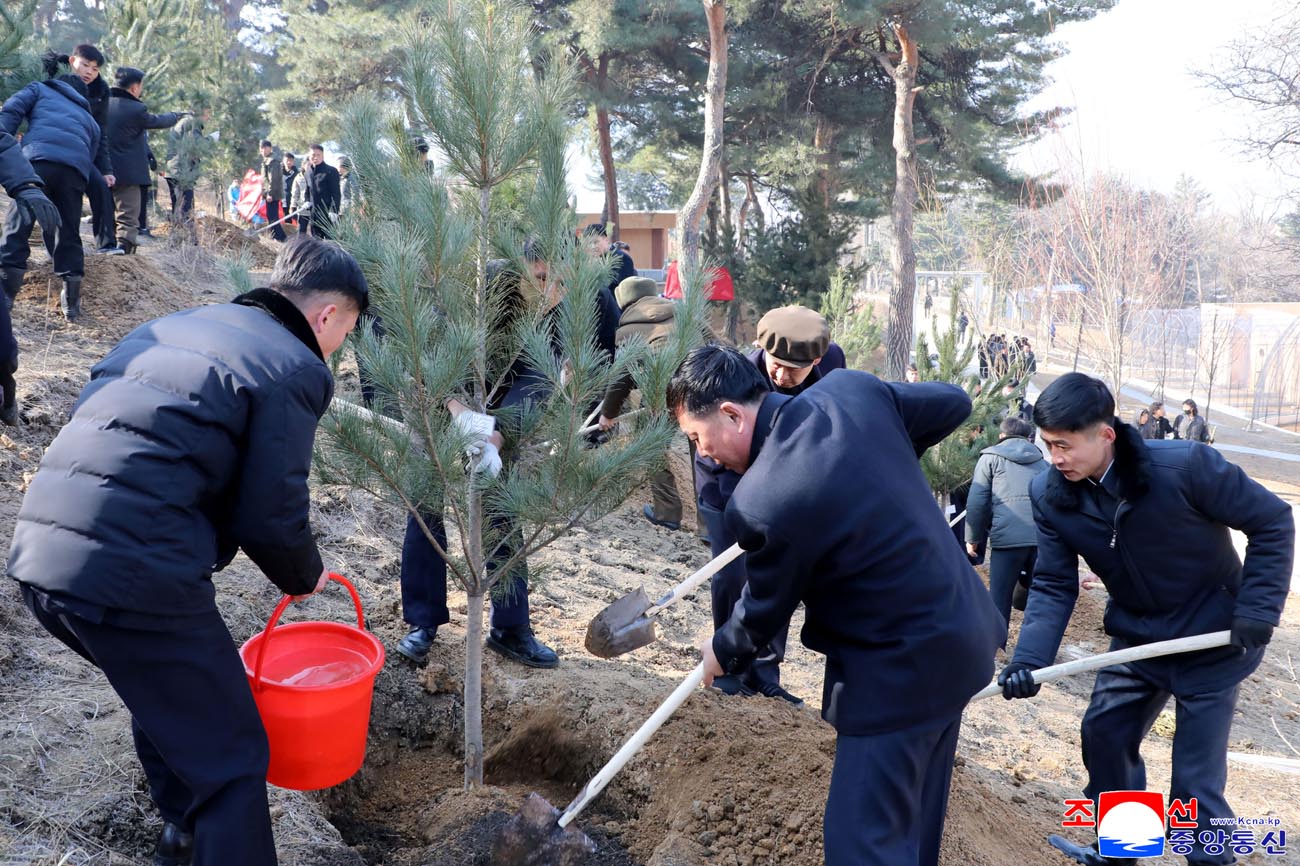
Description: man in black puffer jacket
7,237,368,866
999,373,1293,866
52,45,120,253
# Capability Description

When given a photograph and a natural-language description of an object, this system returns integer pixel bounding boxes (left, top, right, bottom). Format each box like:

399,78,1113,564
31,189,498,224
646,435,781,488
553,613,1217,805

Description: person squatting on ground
673,345,1006,866
107,67,184,256
394,246,568,670
964,415,1049,626
0,132,60,425
596,276,690,529
998,372,1293,866
692,305,846,707
6,237,368,866
50,45,120,255
0,54,110,322
260,138,287,241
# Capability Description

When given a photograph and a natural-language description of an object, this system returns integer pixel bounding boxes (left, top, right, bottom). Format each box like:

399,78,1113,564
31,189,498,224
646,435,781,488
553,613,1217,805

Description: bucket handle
249,573,365,693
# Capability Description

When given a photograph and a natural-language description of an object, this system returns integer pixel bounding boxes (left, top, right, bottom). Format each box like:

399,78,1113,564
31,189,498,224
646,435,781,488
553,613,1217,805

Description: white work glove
453,409,496,447
470,441,502,478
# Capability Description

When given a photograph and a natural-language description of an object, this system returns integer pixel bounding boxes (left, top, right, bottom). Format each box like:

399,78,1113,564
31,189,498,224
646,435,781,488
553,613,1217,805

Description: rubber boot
60,277,82,322
1,266,23,311
0,370,17,426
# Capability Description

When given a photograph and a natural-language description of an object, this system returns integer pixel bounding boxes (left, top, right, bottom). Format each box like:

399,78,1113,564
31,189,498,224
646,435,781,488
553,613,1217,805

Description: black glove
1230,617,1273,651
12,185,60,233
997,661,1042,700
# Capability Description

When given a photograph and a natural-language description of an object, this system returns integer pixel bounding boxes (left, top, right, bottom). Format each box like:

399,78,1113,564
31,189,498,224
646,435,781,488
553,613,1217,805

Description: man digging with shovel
674,344,1007,866
999,373,1294,866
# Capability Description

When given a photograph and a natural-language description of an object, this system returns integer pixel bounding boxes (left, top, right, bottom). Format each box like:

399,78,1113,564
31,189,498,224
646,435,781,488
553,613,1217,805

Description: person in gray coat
965,416,1050,625
107,67,184,254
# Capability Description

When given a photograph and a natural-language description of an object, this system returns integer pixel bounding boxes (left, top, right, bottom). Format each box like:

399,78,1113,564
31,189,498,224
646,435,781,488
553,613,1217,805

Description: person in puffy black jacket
7,237,368,866
674,345,1005,866
51,45,120,252
0,132,60,425
999,373,1293,866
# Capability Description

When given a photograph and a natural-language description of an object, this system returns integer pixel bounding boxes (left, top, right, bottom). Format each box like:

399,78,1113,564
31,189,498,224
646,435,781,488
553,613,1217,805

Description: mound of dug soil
151,215,281,269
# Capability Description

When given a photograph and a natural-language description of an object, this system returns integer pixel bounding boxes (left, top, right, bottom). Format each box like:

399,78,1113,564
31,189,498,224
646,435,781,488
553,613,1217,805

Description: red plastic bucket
240,574,385,791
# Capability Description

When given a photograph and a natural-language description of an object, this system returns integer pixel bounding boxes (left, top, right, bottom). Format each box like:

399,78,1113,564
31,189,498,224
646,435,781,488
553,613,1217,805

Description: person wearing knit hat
598,275,686,530
690,303,848,708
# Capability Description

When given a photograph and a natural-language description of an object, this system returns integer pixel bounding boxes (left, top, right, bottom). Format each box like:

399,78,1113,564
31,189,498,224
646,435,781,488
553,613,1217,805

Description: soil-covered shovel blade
584,587,657,658
491,792,596,866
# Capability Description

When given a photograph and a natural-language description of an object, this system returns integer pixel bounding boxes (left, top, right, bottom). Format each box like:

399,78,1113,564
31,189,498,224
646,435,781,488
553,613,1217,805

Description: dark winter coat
261,147,284,201
1181,414,1209,443
1012,424,1293,690
6,289,335,616
1141,415,1174,440
106,88,182,186
604,248,637,293
694,344,847,510
965,436,1049,550
0,131,42,194
283,164,300,211
82,76,112,173
305,161,341,215
598,295,679,419
0,79,109,181
714,372,1006,734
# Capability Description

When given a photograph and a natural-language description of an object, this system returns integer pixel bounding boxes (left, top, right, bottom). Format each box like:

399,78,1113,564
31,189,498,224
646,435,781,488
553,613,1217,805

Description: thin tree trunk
595,55,619,239
872,22,920,381
463,593,484,788
679,0,728,268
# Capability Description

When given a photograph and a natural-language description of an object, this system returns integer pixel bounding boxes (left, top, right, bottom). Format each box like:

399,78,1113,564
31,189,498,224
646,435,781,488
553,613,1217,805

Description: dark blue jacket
715,372,1006,734
695,343,847,510
0,79,109,181
107,87,181,186
0,131,42,193
1013,425,1293,688
6,289,334,615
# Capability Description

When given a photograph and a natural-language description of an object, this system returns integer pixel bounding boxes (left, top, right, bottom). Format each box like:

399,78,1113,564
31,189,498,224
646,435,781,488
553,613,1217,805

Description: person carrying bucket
6,236,368,866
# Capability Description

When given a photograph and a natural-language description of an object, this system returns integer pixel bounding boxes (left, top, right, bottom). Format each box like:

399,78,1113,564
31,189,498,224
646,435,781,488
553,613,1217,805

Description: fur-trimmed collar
1041,421,1152,510
233,288,324,362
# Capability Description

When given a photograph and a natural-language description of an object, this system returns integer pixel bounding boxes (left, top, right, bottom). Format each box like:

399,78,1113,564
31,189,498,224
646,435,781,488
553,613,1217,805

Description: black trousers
1,160,86,277
988,546,1036,626
22,584,277,865
264,199,286,241
400,509,531,632
824,713,962,866
1,284,16,399
165,177,194,221
87,165,116,249
698,500,789,688
140,184,152,231
1081,649,1255,866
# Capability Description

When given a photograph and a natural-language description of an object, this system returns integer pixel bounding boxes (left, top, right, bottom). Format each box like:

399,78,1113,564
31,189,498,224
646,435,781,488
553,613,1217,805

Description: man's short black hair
260,138,273,148
309,143,324,154
283,151,296,161
999,416,1035,441
72,44,107,66
1032,372,1114,432
270,237,369,313
583,223,608,238
522,236,545,263
667,344,770,416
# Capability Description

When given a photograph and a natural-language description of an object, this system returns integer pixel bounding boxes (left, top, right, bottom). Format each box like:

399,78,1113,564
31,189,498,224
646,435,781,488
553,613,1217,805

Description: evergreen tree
0,0,40,103
819,269,882,371
317,0,709,788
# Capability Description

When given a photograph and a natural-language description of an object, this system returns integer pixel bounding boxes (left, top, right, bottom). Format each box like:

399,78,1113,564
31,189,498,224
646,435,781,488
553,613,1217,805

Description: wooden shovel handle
558,663,707,828
972,630,1233,702
646,543,745,617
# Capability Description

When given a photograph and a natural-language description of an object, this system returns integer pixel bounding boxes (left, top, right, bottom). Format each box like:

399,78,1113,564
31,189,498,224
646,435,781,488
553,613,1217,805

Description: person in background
1,53,110,322
1148,401,1175,440
107,67,183,257
905,363,919,383
1136,407,1153,438
7,237,367,866
54,45,119,256
301,144,339,238
0,132,61,425
282,151,300,225
259,138,286,241
582,223,637,295
1178,398,1210,443
964,416,1049,626
164,108,208,234
338,155,359,215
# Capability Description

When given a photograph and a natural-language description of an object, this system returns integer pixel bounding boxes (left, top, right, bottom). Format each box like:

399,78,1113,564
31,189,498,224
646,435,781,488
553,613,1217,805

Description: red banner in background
236,169,267,222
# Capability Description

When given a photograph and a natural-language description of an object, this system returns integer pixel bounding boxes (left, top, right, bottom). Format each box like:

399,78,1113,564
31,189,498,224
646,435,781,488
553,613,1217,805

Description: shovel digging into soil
494,630,1235,865
585,544,744,658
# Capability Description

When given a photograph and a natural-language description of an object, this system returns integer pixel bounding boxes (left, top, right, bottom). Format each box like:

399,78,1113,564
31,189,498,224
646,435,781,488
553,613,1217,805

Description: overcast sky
574,0,1296,215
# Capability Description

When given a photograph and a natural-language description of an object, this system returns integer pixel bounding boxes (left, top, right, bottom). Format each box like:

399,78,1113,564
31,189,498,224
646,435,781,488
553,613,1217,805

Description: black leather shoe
486,627,559,668
1,372,17,426
709,675,755,697
642,504,681,531
153,822,194,866
395,627,437,664
755,681,804,708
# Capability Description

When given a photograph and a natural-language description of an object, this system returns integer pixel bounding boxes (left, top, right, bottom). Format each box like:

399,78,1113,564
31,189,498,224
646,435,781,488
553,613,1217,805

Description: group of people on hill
253,140,355,242
979,331,1036,378
1137,398,1212,443
0,101,1293,866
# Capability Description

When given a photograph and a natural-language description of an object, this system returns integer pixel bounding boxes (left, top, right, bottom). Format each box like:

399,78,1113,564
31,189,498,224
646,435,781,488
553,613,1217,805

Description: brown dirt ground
0,226,1297,865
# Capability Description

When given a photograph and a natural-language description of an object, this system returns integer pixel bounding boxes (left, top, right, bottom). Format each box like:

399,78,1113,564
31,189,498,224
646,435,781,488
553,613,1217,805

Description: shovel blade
491,792,596,866
584,587,659,658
